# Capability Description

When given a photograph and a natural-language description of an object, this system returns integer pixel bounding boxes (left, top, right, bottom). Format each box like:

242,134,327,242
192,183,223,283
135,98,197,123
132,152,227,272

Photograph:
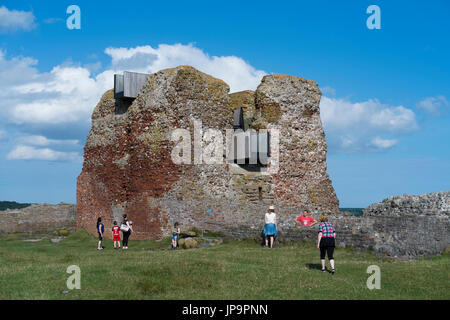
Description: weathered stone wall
77,66,339,239
363,191,450,216
196,192,449,258
0,203,76,234
219,213,449,259
357,191,450,257
256,75,338,211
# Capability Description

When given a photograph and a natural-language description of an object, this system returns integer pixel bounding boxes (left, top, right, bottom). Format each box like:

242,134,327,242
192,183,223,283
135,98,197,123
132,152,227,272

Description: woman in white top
264,205,278,248
121,214,134,249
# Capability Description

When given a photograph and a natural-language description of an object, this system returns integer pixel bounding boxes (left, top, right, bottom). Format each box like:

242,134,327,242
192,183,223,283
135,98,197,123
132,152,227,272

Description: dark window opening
115,98,132,115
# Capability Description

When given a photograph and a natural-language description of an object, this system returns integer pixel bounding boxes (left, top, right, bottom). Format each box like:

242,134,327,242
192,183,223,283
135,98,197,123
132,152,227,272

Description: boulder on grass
180,231,197,238
183,237,198,249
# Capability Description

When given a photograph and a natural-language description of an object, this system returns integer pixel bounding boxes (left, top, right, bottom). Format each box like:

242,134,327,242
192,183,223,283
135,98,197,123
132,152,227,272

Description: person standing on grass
264,205,278,248
121,214,133,249
112,221,121,249
97,217,104,250
294,209,318,227
171,222,181,250
317,215,336,274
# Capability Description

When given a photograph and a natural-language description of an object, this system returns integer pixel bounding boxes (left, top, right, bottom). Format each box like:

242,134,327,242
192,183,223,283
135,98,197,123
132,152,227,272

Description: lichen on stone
113,154,130,170
229,90,255,113
137,123,167,155
306,138,318,151
91,89,115,120
250,117,268,131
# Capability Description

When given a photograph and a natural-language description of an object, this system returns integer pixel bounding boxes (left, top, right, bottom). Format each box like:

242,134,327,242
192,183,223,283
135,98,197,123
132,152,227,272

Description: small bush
58,229,70,236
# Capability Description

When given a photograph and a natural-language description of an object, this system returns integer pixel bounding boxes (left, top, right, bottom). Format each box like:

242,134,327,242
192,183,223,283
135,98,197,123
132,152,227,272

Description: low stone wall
363,191,450,216
193,191,450,258
356,191,450,257
206,213,449,258
0,203,76,234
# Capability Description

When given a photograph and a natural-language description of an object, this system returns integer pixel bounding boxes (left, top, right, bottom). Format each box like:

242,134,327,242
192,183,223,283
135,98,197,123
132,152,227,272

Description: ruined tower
76,66,339,239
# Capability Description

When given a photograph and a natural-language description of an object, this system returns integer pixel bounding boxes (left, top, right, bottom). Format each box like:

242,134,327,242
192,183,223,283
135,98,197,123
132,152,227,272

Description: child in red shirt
112,221,121,249
295,210,318,227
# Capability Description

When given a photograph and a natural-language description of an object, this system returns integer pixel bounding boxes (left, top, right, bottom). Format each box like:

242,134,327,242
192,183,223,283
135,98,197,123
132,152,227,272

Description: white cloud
16,135,79,147
320,96,417,153
320,86,336,96
416,96,448,115
84,61,102,73
0,6,36,33
6,145,81,162
371,137,398,150
0,49,40,87
6,135,80,162
104,43,267,92
0,52,113,124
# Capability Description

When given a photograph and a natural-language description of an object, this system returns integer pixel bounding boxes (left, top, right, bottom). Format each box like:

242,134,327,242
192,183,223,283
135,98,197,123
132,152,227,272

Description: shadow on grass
305,263,322,270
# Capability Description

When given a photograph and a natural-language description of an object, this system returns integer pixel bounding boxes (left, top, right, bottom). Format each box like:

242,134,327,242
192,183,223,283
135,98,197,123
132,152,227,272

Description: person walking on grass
317,215,336,274
294,209,318,227
264,205,278,248
121,214,133,249
112,221,121,249
172,222,181,250
97,217,104,250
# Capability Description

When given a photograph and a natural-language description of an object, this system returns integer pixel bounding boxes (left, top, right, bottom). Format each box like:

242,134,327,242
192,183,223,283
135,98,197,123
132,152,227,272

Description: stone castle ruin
77,66,339,239
72,65,450,258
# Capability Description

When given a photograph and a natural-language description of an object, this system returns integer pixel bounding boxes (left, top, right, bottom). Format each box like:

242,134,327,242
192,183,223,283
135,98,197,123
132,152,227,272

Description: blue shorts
172,235,178,242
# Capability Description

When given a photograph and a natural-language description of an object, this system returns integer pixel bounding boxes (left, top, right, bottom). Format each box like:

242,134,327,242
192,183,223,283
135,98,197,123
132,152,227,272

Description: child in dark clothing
97,217,104,250
171,222,180,250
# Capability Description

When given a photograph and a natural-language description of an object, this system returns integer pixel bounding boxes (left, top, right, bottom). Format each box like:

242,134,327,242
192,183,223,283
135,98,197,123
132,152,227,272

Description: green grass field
0,230,448,300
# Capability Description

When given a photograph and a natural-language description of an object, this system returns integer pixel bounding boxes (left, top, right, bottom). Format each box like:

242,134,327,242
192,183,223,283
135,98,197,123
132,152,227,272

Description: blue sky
0,0,449,207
